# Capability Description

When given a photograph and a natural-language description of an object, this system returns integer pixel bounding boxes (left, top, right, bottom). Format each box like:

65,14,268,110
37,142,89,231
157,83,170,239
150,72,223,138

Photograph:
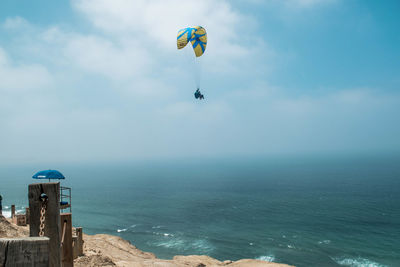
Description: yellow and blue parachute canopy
177,26,207,57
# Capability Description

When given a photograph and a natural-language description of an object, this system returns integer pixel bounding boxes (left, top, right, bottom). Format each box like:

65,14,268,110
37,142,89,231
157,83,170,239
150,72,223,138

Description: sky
0,0,399,164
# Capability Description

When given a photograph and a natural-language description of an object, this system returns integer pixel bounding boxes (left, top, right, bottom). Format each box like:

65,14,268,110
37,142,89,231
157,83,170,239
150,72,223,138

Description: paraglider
177,26,207,100
194,88,204,100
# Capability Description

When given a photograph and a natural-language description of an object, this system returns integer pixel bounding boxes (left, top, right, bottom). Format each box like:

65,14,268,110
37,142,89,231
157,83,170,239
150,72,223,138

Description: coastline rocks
172,255,223,266
0,216,293,267
75,255,116,266
78,234,293,267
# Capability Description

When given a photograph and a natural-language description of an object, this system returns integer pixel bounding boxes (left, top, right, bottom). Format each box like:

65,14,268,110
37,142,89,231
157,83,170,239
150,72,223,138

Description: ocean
1,155,399,267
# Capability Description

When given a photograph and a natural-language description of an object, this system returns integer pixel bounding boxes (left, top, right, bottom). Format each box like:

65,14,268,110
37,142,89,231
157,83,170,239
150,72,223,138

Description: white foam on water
191,239,214,252
2,206,26,218
2,210,11,218
249,242,254,246
287,244,295,249
156,238,185,249
116,224,138,233
155,238,214,253
257,255,275,262
333,257,387,267
152,225,162,229
318,240,331,245
152,231,174,237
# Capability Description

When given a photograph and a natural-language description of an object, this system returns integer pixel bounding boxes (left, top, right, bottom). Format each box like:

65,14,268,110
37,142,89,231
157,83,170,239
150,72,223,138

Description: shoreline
0,215,293,267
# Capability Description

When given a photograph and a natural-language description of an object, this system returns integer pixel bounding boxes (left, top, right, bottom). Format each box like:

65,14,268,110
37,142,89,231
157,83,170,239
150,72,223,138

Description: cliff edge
0,215,293,267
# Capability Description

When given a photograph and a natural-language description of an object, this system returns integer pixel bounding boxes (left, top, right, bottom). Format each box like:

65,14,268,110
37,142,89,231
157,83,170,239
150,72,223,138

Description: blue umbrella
32,170,65,181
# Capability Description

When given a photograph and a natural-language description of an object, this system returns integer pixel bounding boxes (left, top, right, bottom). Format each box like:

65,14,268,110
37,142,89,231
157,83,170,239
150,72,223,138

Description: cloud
64,34,152,80
284,0,338,8
221,87,400,155
0,47,52,92
252,0,338,9
72,0,242,44
0,1,398,164
2,16,31,30
71,0,270,76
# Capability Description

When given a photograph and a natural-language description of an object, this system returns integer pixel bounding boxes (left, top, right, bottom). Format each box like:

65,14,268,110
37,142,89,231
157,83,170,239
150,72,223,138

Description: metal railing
60,186,72,213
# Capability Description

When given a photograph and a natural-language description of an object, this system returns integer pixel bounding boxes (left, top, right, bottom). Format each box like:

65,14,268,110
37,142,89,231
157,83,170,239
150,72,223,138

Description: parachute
177,26,207,57
177,26,207,100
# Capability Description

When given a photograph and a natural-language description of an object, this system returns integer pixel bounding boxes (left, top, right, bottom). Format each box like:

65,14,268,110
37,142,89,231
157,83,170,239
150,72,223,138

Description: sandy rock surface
0,215,29,238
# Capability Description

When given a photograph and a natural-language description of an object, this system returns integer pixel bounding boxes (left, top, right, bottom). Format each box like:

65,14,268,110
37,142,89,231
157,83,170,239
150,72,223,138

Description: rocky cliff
0,215,293,267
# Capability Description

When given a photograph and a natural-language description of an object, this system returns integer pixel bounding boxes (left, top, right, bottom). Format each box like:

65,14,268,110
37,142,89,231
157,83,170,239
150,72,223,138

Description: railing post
61,213,73,267
76,227,83,256
72,235,78,259
11,204,15,218
26,207,30,224
15,214,27,226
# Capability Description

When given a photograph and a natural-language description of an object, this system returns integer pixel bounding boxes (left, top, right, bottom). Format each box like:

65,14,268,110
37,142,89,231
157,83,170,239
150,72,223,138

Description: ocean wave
192,239,213,251
257,255,275,262
333,257,387,267
116,224,137,233
1,206,26,218
155,237,214,253
318,240,331,245
2,210,11,218
156,238,185,249
152,231,174,237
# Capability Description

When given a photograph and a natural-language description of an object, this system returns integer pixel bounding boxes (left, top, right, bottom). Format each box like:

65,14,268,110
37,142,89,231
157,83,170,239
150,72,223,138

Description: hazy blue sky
0,0,399,164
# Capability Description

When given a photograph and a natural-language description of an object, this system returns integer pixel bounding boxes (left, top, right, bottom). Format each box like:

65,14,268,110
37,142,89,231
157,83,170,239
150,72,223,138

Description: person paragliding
194,88,204,100
177,26,207,100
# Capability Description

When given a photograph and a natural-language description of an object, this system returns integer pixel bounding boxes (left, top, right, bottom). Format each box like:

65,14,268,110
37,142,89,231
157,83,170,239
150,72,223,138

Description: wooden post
28,182,61,267
60,213,73,267
25,207,30,224
72,236,78,260
75,227,83,256
15,214,27,226
11,205,15,218
0,237,50,267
